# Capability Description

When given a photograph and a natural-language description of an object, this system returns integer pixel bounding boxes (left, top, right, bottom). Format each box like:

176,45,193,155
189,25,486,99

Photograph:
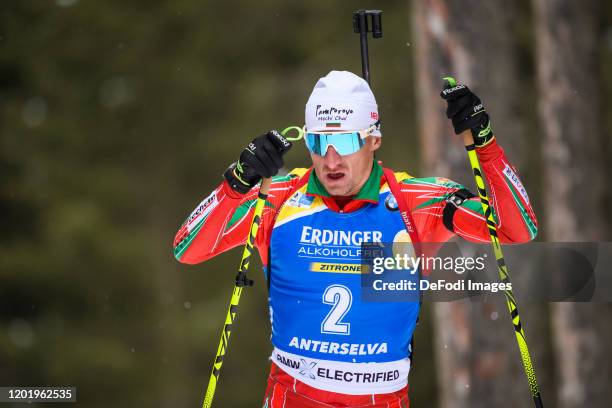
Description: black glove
440,83,494,147
224,130,292,194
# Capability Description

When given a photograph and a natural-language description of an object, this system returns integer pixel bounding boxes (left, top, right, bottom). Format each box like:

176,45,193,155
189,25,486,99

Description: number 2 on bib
321,284,352,335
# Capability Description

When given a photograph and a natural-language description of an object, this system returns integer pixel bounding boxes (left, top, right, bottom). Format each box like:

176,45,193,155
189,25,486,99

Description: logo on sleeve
187,191,218,230
503,164,530,204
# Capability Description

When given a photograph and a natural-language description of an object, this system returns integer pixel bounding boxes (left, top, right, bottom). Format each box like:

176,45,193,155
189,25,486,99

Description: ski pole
353,9,383,84
202,126,303,408
443,77,544,408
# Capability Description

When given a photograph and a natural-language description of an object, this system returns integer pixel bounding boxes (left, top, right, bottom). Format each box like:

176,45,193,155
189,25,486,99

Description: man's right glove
224,130,292,194
440,82,494,147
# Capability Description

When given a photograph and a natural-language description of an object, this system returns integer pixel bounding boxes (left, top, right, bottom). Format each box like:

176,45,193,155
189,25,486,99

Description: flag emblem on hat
325,123,341,128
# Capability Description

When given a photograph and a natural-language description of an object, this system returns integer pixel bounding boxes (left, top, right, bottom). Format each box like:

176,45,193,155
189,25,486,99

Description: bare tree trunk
534,1,612,407
412,1,549,407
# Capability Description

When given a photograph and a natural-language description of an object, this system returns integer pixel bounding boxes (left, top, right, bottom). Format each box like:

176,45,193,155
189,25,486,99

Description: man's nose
324,146,343,168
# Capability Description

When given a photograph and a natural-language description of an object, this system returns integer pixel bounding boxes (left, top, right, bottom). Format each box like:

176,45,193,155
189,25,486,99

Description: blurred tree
411,0,550,407
534,0,612,407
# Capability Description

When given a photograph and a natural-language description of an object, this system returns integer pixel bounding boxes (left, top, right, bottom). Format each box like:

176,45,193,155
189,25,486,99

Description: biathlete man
173,71,537,407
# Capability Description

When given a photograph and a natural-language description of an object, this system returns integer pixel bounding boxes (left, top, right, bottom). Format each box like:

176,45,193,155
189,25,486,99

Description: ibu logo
299,359,317,380
287,191,314,208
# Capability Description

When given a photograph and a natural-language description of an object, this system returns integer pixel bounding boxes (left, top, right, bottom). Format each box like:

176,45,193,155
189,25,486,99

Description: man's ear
370,136,382,152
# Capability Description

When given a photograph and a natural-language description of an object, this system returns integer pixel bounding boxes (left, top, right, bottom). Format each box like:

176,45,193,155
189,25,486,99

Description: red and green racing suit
173,139,537,403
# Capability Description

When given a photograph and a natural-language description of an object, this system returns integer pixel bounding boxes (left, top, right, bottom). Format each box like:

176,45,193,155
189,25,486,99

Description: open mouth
326,172,345,181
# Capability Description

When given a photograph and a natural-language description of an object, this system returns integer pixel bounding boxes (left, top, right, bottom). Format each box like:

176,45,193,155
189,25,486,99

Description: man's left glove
440,83,494,147
224,130,292,194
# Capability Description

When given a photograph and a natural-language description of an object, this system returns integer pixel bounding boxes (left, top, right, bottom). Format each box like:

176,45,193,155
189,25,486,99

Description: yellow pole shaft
202,178,271,408
461,132,543,408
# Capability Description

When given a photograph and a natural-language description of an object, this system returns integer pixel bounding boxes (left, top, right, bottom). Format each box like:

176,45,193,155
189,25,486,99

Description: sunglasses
304,122,380,156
